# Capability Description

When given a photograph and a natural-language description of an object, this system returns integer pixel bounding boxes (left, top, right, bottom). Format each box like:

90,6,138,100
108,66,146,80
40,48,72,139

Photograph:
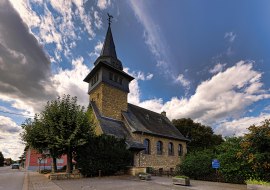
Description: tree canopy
21,95,94,173
172,118,223,151
0,152,4,167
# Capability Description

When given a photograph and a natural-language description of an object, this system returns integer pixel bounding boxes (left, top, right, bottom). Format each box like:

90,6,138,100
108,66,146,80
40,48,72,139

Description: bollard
99,170,101,177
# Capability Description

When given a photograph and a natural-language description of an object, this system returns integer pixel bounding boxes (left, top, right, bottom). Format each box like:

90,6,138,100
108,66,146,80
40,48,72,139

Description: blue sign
212,159,220,169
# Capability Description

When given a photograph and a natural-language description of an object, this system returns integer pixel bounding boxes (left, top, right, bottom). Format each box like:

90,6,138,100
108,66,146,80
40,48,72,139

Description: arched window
157,141,163,155
178,144,183,156
168,142,174,156
143,139,150,154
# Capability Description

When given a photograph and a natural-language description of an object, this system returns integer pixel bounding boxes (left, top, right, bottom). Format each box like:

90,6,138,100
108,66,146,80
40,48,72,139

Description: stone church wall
90,82,127,120
132,133,187,171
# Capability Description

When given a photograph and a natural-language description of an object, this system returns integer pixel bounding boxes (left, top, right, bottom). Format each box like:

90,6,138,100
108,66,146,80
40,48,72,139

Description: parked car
11,163,20,169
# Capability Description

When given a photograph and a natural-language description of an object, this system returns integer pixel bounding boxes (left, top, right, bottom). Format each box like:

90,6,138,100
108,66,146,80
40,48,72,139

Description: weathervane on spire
107,13,113,26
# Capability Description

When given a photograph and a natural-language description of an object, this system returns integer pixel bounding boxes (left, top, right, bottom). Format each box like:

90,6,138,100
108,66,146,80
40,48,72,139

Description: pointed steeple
95,14,123,70
100,25,117,59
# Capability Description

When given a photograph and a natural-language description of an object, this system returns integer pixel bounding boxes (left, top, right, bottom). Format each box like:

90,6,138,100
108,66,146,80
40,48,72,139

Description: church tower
83,16,134,120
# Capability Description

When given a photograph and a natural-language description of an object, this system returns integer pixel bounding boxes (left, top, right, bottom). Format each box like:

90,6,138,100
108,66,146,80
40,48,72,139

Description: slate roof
100,25,117,59
122,104,189,141
90,101,144,150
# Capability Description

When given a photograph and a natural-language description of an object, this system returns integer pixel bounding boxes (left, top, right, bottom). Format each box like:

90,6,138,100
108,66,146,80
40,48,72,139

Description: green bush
75,135,132,177
216,137,253,184
177,149,215,180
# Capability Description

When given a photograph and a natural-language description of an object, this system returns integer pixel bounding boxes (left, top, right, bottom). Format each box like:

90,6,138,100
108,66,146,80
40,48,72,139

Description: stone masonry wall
132,133,187,170
90,82,127,120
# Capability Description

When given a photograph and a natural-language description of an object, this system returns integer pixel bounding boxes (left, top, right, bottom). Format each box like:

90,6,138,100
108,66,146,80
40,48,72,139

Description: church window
119,77,123,85
91,72,99,86
157,141,163,155
178,144,183,156
143,139,150,154
168,142,174,156
109,72,113,80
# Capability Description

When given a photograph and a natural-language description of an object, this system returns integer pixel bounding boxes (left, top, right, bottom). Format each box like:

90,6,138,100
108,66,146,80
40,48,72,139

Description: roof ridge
128,103,164,116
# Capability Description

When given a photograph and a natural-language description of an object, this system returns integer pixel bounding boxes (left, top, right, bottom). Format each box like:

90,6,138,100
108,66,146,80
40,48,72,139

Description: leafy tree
239,119,270,180
216,137,252,183
21,95,94,173
0,152,4,167
75,135,132,177
21,116,61,172
173,118,223,152
177,149,215,180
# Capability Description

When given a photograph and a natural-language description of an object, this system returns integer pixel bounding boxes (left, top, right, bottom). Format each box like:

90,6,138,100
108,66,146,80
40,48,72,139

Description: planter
172,177,190,186
138,173,151,180
247,184,270,190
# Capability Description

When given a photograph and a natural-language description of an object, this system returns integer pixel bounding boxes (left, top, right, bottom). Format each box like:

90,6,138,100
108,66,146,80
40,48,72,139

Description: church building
83,19,189,175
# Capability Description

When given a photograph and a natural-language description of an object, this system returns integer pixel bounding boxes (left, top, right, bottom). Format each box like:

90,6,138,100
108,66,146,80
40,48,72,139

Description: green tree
21,116,60,172
21,95,94,173
0,151,4,167
75,135,132,177
173,118,223,152
239,119,270,180
216,137,252,183
177,149,215,180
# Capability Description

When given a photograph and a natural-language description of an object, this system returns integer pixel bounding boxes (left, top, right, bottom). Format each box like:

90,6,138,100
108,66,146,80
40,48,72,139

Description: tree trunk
66,147,72,174
52,157,57,173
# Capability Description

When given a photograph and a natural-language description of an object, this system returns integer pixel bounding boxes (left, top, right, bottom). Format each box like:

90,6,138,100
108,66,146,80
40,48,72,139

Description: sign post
212,159,220,182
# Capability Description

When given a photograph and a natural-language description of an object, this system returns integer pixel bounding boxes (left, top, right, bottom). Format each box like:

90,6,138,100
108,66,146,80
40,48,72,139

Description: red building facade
25,148,67,171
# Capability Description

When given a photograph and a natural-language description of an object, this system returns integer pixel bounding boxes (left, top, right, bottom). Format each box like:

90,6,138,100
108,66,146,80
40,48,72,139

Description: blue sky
0,0,270,159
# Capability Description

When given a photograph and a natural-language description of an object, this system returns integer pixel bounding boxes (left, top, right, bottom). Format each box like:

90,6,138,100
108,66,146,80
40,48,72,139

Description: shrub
75,135,132,177
177,149,215,180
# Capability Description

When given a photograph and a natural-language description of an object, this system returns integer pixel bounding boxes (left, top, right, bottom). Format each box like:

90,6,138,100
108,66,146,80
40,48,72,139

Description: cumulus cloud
209,63,227,74
0,116,21,134
0,116,23,160
215,113,270,137
124,68,154,105
129,61,270,137
52,57,90,107
0,0,57,114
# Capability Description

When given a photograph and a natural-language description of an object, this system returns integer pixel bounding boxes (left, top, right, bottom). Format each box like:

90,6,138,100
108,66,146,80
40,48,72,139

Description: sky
0,0,270,160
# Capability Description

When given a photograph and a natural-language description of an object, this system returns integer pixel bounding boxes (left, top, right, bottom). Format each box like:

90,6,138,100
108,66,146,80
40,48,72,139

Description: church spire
100,13,117,59
97,13,123,70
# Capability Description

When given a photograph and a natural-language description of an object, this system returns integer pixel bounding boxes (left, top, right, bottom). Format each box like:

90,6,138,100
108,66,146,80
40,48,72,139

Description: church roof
122,104,189,141
100,25,117,59
90,101,145,150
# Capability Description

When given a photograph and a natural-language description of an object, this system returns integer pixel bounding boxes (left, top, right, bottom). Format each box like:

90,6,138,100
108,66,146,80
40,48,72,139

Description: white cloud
89,41,103,58
225,32,236,43
94,11,102,29
129,1,172,73
97,0,111,10
0,116,24,160
0,116,21,134
51,57,90,107
175,74,190,88
128,61,270,137
209,63,227,74
9,0,41,28
215,113,270,137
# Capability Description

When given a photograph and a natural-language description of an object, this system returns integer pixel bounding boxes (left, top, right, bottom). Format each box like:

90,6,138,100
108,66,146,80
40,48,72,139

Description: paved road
0,166,26,190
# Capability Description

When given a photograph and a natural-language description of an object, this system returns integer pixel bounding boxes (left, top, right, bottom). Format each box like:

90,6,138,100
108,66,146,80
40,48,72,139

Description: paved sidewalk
25,172,62,190
24,172,247,190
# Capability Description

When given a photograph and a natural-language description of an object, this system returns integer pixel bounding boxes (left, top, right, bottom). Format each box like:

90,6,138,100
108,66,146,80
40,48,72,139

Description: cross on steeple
107,13,113,26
